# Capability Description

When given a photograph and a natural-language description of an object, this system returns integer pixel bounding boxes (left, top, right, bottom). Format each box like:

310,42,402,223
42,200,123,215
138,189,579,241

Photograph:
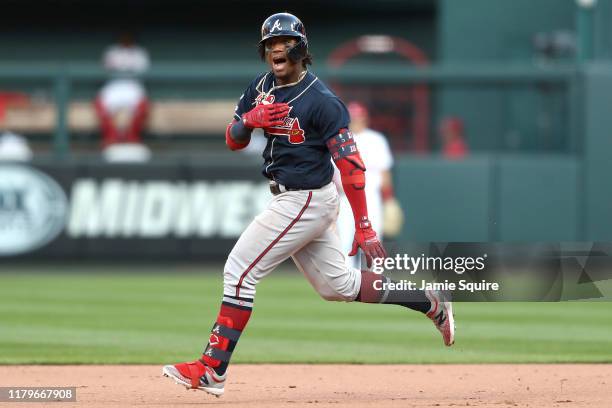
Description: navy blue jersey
233,71,349,189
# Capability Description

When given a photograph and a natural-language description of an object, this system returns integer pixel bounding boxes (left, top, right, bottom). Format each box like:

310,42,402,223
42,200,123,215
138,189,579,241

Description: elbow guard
225,121,250,151
327,128,366,190
327,128,370,225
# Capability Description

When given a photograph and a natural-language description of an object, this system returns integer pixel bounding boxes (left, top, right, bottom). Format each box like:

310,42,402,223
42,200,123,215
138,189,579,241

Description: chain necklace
263,70,308,101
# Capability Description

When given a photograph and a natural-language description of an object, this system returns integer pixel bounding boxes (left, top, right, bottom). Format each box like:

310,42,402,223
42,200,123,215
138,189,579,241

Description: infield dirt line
0,364,610,407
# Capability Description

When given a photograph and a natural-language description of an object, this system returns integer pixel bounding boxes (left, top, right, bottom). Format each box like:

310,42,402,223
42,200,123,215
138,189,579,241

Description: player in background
94,32,151,162
440,116,468,160
333,102,404,270
163,12,454,398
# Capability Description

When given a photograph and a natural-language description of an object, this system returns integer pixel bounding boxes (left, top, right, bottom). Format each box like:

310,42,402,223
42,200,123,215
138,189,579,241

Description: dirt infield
0,365,611,407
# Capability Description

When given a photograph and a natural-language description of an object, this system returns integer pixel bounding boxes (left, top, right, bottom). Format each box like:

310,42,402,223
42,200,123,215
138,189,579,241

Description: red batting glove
349,217,387,268
242,103,290,129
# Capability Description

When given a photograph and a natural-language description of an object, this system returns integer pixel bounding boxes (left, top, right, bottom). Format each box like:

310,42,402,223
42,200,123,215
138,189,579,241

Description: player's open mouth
272,56,287,70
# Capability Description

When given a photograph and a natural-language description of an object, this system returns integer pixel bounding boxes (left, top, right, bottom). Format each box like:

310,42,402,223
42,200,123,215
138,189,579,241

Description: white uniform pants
223,182,361,302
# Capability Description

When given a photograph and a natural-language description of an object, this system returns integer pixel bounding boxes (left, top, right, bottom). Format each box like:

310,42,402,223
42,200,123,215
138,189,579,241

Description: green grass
1,264,612,364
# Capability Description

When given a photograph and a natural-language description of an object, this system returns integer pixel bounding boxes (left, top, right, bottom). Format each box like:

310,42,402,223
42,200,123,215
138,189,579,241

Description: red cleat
425,290,456,346
162,359,226,397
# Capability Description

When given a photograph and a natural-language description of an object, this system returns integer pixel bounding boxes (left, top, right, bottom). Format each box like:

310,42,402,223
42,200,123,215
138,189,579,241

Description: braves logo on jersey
233,71,349,188
265,106,306,144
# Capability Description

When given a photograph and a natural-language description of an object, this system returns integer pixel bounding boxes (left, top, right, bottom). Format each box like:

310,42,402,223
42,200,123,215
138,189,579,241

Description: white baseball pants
223,182,361,302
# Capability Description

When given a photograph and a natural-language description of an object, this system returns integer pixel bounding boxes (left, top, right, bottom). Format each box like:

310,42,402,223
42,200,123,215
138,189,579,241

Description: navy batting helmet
258,12,308,63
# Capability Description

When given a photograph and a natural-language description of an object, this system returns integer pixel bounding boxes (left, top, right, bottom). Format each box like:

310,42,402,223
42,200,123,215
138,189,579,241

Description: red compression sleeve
225,120,250,151
327,128,369,226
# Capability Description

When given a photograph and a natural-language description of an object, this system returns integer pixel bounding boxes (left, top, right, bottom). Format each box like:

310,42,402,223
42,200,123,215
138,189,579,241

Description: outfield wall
396,155,579,242
0,153,593,261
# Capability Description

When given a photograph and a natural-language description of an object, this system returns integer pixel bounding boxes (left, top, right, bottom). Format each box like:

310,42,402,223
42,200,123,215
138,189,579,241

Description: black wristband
230,119,253,142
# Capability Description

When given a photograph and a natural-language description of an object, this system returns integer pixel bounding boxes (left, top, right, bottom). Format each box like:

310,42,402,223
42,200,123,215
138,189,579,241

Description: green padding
438,0,574,152
394,156,491,241
497,155,579,241
584,65,612,240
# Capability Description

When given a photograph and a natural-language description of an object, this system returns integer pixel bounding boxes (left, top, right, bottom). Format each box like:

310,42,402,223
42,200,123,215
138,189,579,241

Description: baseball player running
163,12,454,397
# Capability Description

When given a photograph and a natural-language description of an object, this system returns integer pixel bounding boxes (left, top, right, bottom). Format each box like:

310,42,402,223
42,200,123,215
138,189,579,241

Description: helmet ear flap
258,43,266,61
287,38,308,63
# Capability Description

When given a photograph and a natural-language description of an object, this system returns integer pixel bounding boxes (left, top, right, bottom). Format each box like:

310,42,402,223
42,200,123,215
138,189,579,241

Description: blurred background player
334,101,404,270
0,130,32,162
440,116,468,160
95,32,151,162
